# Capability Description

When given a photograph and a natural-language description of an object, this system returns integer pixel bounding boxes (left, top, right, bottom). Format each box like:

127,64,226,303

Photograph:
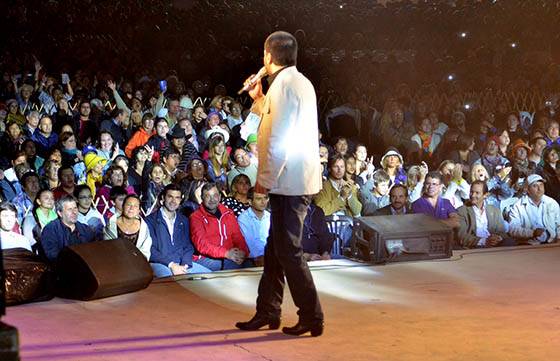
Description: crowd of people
1,1,560,284
1,53,559,280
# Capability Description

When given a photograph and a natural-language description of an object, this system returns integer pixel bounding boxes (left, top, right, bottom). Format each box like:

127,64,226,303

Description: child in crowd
359,169,391,216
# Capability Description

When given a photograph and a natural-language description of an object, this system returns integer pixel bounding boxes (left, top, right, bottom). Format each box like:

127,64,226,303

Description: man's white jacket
508,194,560,243
252,66,322,196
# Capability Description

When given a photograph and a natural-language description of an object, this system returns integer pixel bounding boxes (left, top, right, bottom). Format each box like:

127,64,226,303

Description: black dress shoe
235,314,281,331
282,321,324,337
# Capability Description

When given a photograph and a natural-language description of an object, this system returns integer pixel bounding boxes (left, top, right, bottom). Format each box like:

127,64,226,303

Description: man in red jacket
189,182,250,271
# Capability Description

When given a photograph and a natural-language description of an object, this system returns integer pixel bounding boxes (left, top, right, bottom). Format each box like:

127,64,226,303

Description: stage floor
5,245,560,361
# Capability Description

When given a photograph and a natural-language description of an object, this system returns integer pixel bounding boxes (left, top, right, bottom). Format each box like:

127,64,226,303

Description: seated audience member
22,189,57,249
474,136,510,178
456,180,508,248
508,174,560,244
359,169,390,216
161,148,183,182
52,166,76,200
40,195,97,262
245,134,259,166
205,135,230,191
189,183,250,271
95,165,135,214
374,184,411,216
438,160,470,208
470,164,514,209
411,171,459,228
146,184,210,277
380,148,407,186
222,174,251,217
146,117,171,161
84,152,107,197
125,113,155,158
238,188,270,266
406,163,428,203
74,185,105,239
142,163,168,213
302,203,335,261
319,144,329,179
13,171,41,224
344,155,358,185
32,115,58,159
544,119,560,148
332,137,350,157
353,143,375,187
528,137,547,167
411,117,442,161
128,145,152,195
314,154,362,217
101,185,127,221
40,159,61,190
227,148,257,188
538,146,560,201
179,158,211,217
448,132,480,179
0,152,28,202
0,202,32,251
104,195,151,260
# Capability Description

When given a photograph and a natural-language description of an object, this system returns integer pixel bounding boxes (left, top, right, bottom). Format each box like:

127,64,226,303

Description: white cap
527,174,545,186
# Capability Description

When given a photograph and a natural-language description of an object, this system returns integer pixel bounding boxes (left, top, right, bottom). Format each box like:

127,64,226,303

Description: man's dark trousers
255,194,323,324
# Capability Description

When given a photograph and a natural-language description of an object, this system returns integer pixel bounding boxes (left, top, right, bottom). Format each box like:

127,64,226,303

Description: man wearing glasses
411,171,460,228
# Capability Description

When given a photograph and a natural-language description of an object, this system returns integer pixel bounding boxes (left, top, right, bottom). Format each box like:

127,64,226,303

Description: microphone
238,67,267,95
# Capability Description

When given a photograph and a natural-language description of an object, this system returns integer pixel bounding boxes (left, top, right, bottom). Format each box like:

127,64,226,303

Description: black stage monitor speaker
56,239,153,300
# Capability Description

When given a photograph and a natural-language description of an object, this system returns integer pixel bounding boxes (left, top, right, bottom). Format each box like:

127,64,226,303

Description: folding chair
325,214,354,256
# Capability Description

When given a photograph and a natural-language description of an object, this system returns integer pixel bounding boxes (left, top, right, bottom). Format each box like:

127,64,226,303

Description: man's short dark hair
327,154,345,170
109,186,128,201
161,183,182,199
20,171,40,188
201,182,218,199
57,165,75,180
389,184,409,198
265,31,298,67
470,180,488,194
426,171,443,184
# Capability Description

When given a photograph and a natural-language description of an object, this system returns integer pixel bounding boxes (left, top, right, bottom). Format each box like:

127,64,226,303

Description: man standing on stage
235,31,324,337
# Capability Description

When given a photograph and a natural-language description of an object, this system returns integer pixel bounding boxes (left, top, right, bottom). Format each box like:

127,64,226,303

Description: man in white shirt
238,188,270,266
0,202,32,251
457,180,507,248
508,174,560,244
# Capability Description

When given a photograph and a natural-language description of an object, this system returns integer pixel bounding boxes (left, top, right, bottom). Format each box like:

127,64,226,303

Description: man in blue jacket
40,195,97,262
146,184,210,277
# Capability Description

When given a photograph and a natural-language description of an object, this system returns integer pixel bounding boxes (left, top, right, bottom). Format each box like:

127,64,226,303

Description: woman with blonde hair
206,136,230,191
470,163,514,209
